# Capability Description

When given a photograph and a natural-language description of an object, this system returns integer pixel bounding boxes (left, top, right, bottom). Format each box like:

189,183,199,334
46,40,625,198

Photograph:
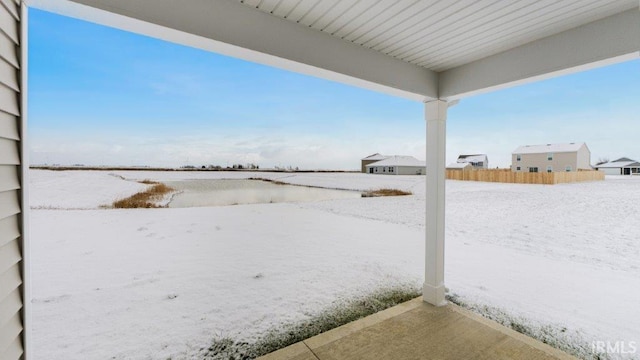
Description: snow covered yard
29,170,640,359
29,170,150,209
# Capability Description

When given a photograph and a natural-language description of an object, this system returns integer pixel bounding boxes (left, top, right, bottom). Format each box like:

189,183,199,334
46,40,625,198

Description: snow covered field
29,170,640,359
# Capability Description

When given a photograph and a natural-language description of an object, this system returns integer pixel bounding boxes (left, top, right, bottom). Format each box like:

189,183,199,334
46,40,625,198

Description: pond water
166,179,362,207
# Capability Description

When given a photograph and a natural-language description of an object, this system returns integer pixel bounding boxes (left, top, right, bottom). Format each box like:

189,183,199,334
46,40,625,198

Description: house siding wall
361,159,380,173
512,144,592,172
397,166,425,175
0,0,23,359
599,167,640,175
576,144,592,170
368,165,396,175
601,168,622,175
367,165,426,175
513,152,580,172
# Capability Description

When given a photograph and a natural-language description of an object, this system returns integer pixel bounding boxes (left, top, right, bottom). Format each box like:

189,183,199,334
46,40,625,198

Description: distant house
361,153,388,173
446,162,472,171
594,157,640,175
365,156,426,175
512,142,591,173
457,154,488,169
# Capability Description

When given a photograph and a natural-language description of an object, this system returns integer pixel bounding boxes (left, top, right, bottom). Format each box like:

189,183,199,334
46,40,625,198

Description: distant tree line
181,163,260,170
179,163,302,171
274,165,299,171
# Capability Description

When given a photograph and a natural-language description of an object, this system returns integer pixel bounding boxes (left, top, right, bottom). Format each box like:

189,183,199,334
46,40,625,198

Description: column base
423,283,447,307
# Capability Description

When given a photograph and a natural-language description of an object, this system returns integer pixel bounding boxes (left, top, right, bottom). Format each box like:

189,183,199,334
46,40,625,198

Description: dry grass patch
362,188,412,197
112,182,174,208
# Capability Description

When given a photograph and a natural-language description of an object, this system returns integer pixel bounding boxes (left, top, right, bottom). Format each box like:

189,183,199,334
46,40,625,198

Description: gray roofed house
457,154,488,169
594,157,640,175
512,142,591,173
365,156,426,175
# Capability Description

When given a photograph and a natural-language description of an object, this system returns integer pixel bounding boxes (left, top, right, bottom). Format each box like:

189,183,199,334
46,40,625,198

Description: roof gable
596,159,640,168
613,157,635,162
457,154,487,163
366,156,425,167
513,142,586,154
361,153,388,161
361,153,389,160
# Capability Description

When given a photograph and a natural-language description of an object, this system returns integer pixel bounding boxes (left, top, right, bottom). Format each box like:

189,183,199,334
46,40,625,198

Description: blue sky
29,8,639,169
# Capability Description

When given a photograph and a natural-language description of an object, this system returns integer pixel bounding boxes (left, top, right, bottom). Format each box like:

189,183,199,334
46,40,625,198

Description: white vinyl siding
368,165,425,175
575,143,592,170
0,0,23,359
397,166,426,175
601,168,621,175
0,111,19,140
512,148,587,173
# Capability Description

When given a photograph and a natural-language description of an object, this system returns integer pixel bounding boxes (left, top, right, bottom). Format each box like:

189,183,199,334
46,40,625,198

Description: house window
383,167,386,172
547,166,553,173
529,167,538,173
389,167,394,172
516,166,521,171
565,165,572,172
516,154,521,161
547,153,553,161
369,168,374,174
477,162,483,167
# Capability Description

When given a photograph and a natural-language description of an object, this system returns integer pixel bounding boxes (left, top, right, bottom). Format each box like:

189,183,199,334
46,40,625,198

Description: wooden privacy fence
446,169,604,184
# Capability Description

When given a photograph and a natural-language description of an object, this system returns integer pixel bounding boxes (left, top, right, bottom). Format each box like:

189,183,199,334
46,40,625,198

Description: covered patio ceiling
32,0,640,101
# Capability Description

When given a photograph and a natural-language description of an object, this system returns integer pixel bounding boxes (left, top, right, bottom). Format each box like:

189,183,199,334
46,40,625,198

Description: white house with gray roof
595,157,640,175
366,156,426,175
512,143,591,173
457,154,489,169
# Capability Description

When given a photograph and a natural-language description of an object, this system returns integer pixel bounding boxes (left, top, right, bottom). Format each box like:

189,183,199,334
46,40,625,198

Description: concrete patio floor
258,297,576,360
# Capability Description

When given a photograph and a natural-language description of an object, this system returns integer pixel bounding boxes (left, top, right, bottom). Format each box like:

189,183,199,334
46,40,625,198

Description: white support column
423,100,447,306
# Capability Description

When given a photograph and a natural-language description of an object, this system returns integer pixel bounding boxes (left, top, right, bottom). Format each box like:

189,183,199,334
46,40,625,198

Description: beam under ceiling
30,0,439,102
439,9,640,100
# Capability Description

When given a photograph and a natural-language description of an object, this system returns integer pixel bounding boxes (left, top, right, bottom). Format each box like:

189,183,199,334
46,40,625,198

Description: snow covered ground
29,170,640,359
29,170,149,209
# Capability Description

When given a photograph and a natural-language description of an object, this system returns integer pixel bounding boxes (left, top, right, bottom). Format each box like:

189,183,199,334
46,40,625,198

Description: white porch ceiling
30,0,640,101
235,0,637,72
